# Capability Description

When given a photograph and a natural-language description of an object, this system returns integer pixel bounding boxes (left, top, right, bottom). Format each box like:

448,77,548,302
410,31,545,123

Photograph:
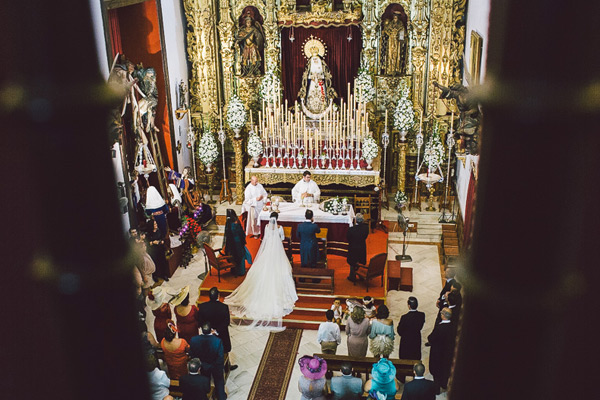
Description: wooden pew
292,266,335,294
313,353,419,381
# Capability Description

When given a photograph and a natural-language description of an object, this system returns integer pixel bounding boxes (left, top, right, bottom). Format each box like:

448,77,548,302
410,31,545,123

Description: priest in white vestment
243,175,268,236
292,171,321,204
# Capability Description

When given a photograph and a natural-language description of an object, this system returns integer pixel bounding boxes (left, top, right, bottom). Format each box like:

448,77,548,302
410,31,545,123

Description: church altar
245,162,380,187
259,201,355,256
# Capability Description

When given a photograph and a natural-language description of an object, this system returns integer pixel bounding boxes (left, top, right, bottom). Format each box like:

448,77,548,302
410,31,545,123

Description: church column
397,140,408,192
234,137,244,204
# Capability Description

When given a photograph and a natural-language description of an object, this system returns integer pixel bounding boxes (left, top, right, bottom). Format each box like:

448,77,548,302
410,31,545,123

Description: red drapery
281,25,362,105
108,9,122,59
463,171,477,249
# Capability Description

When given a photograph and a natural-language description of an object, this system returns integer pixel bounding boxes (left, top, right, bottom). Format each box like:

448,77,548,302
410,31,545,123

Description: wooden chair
283,226,293,260
316,228,328,267
353,195,372,229
355,253,388,292
203,243,235,282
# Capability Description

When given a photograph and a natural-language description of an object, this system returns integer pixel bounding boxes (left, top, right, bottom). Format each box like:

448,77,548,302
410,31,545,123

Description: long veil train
224,217,298,329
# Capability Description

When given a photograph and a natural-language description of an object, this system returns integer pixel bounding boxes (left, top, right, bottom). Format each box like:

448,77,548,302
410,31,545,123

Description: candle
419,110,423,134
219,107,223,130
450,111,454,134
385,109,388,129
250,111,253,130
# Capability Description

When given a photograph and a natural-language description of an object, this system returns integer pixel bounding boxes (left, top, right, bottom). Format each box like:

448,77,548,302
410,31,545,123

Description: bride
224,216,298,326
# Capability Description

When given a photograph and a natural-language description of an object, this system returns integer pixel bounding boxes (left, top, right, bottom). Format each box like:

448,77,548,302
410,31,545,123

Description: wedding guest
317,309,341,355
363,296,377,319
298,209,321,268
330,362,363,400
146,219,170,281
428,307,455,390
401,363,439,400
224,209,251,276
189,322,226,400
146,353,173,400
397,296,425,361
345,305,371,358
369,305,395,358
160,320,190,380
179,358,210,400
171,286,199,344
298,355,327,400
364,358,400,399
147,286,172,342
330,298,345,325
346,213,369,282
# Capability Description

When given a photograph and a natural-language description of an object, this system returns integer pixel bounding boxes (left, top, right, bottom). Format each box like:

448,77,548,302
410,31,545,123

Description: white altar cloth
258,202,355,226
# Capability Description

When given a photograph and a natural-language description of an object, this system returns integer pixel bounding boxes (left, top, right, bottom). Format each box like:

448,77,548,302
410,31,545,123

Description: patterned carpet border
248,328,303,400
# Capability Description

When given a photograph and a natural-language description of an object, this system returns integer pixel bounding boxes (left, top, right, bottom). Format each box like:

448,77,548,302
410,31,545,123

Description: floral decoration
354,65,376,104
197,128,219,166
393,85,416,132
226,94,247,130
394,191,408,205
424,120,445,169
323,196,344,214
247,132,264,158
259,67,281,105
361,135,379,160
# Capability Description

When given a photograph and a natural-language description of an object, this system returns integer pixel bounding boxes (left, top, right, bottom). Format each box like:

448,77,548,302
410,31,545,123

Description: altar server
243,175,268,236
292,170,321,204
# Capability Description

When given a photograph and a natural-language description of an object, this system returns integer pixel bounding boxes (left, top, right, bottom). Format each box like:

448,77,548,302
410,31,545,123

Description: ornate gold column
217,0,235,103
410,0,430,111
398,140,408,192
233,137,244,205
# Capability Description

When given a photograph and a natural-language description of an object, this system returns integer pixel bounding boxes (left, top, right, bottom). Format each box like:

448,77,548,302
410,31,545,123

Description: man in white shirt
317,309,341,354
292,170,321,204
242,175,268,236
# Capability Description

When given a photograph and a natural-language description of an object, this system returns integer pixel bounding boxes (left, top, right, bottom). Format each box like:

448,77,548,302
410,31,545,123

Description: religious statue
298,37,337,118
235,12,264,77
381,12,406,76
434,82,482,155
134,67,159,136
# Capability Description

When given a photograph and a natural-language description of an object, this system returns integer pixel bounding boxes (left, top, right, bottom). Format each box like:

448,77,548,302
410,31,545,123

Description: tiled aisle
146,225,449,399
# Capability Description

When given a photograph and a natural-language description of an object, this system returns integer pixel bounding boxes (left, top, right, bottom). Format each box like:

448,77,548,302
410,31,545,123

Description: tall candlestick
419,110,423,134
385,109,388,129
450,111,454,134
219,107,223,130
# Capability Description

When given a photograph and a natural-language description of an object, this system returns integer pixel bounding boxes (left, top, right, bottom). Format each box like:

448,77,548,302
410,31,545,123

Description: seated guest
345,305,370,358
330,362,363,400
146,354,173,400
160,320,190,380
171,286,199,344
298,355,327,400
362,296,377,319
317,309,341,354
401,363,438,400
179,358,211,400
148,286,172,342
369,305,395,358
330,298,345,325
364,358,400,399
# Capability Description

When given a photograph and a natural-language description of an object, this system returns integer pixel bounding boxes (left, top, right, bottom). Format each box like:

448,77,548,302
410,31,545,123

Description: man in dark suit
436,268,456,309
179,358,210,400
189,322,227,400
435,281,462,325
401,363,439,400
397,296,426,360
196,287,237,370
346,213,369,282
297,209,321,268
427,307,455,390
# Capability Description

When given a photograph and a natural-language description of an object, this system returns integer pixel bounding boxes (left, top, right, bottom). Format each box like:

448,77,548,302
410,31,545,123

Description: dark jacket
401,377,438,400
179,373,211,400
189,334,224,370
427,321,455,387
297,221,321,268
397,309,425,360
346,222,369,265
196,300,232,353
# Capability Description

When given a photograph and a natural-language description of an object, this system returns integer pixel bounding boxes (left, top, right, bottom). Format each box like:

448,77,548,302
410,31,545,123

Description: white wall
160,0,193,171
463,0,490,86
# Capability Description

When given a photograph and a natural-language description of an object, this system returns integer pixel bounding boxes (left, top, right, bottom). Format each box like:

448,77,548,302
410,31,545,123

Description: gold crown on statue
303,36,326,59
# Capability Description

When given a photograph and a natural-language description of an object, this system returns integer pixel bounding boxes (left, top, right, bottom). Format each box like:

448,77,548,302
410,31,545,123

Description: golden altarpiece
183,0,466,204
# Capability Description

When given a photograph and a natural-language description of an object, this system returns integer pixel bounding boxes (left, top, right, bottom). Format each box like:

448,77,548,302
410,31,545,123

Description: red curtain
108,9,122,59
281,25,362,105
463,171,477,249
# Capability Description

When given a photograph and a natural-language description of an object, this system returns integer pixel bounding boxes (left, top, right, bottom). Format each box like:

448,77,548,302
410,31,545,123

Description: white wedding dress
224,218,298,328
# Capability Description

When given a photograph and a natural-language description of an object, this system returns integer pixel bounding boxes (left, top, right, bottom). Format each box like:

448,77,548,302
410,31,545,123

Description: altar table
259,202,355,256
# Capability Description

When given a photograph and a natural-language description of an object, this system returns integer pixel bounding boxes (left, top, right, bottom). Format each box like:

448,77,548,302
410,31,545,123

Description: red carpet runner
248,328,303,400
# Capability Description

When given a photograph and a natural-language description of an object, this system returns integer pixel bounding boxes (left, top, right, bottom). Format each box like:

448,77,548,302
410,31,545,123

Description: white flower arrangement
361,135,379,160
259,69,281,105
354,67,376,104
247,132,263,158
393,86,416,132
226,94,247,130
323,197,343,214
394,191,408,205
197,128,219,166
424,121,445,169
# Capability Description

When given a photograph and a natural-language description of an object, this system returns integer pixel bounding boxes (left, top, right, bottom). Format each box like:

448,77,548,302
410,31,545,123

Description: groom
297,210,321,284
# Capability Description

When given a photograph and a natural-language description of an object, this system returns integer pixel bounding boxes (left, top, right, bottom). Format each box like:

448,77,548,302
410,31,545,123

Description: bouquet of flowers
323,197,343,214
354,66,376,104
197,128,219,166
394,191,408,205
247,132,263,158
424,120,445,169
179,211,203,268
361,135,379,160
393,85,416,132
259,67,281,105
226,94,246,131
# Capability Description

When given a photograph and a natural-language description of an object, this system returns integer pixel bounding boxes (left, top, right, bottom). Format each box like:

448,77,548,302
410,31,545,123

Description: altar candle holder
284,141,291,169
354,142,361,170
265,141,272,168
348,140,355,171
334,143,340,171
314,147,320,170
327,139,334,170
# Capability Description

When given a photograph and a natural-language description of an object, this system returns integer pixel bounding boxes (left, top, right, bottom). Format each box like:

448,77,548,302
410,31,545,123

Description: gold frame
469,31,483,86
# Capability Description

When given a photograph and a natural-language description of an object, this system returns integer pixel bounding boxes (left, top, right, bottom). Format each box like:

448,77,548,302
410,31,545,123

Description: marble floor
146,200,451,399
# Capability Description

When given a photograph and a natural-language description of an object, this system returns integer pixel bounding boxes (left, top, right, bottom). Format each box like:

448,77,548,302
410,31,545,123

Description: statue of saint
235,13,264,77
381,12,406,76
298,37,337,118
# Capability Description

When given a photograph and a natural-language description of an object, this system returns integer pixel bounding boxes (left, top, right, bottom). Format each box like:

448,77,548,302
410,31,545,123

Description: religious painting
379,4,409,77
469,31,483,86
236,6,265,77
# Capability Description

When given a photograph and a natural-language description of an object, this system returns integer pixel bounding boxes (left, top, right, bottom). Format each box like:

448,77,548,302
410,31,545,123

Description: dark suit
397,309,425,360
437,278,455,308
346,222,369,279
179,373,211,400
427,321,455,389
297,221,321,268
401,377,438,400
189,334,226,400
197,299,232,353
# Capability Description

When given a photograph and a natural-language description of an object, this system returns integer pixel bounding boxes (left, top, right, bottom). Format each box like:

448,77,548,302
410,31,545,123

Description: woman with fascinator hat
148,286,172,342
170,286,199,343
224,215,297,327
364,358,400,398
298,355,327,400
160,319,190,379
